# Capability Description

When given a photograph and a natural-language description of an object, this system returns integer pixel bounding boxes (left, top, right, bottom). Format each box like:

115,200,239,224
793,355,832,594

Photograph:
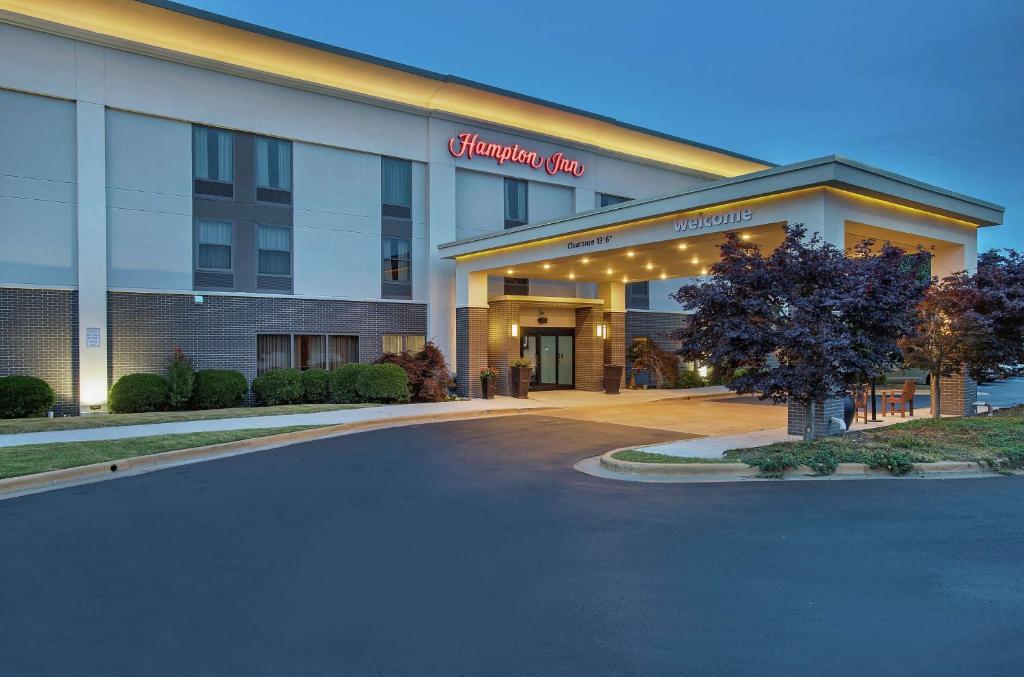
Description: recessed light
660,272,667,279
581,257,590,264
741,234,751,241
622,276,628,283
606,267,613,275
691,256,699,264
677,243,688,250
543,263,551,270
506,268,514,275
701,268,708,275
626,251,636,257
568,272,575,280
645,262,653,270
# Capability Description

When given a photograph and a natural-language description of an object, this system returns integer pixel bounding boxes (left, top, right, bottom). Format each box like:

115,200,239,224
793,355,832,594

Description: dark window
504,277,529,295
192,126,233,197
504,178,528,228
295,335,325,370
258,334,360,375
257,334,291,375
196,220,232,270
383,334,425,354
328,335,359,365
626,281,650,310
382,157,412,219
257,225,292,276
599,193,630,208
382,237,411,283
256,136,292,204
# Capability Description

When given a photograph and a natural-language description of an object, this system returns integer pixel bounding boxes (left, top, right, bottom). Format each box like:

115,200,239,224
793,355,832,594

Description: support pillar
937,369,977,417
787,398,846,438
454,268,489,398
574,306,603,391
604,311,626,389
488,299,521,396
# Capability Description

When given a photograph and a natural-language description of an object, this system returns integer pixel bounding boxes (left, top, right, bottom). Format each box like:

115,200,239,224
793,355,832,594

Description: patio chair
882,379,916,418
852,386,869,424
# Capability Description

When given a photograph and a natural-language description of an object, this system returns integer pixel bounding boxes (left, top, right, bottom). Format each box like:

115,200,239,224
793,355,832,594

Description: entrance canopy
441,156,1003,302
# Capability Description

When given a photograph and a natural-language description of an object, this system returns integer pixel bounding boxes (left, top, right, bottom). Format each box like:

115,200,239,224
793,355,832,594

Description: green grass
611,450,736,464
0,426,323,480
0,403,377,435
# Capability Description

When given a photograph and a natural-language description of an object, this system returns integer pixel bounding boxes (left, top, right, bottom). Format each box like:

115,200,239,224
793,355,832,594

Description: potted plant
510,357,532,399
479,367,498,399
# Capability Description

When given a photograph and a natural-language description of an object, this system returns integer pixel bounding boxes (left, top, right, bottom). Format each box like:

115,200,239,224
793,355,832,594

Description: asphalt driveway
1,416,1022,676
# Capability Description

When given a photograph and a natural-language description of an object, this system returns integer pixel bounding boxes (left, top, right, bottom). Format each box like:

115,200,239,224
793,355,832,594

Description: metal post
870,379,878,421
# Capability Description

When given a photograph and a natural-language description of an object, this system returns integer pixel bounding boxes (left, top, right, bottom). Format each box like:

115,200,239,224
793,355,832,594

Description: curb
598,449,991,480
0,405,554,499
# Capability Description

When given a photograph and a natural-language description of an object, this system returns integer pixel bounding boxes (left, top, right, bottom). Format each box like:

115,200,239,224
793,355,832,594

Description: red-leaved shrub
377,341,453,402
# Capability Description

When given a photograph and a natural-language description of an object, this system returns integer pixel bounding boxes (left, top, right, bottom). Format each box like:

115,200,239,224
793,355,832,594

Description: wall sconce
596,323,607,339
511,322,519,337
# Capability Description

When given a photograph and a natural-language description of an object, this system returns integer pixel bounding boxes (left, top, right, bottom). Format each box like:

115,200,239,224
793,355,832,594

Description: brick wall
455,307,488,398
625,310,688,385
487,299,521,396
604,311,626,388
107,292,426,388
574,307,603,391
0,287,78,415
787,397,846,437
938,370,977,416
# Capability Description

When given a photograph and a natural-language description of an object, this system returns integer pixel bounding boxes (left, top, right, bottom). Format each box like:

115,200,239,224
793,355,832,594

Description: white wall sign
86,327,101,348
674,208,753,233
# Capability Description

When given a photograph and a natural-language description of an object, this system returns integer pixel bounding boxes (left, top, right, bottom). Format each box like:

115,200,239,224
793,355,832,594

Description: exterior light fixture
691,256,699,264
606,267,613,275
626,251,636,258
700,268,708,275
697,365,709,378
596,323,607,338
543,263,551,270
660,272,667,279
511,322,519,337
645,262,653,270
678,243,688,250
622,276,628,283
568,272,575,280
581,257,590,264
506,268,514,275
741,234,751,240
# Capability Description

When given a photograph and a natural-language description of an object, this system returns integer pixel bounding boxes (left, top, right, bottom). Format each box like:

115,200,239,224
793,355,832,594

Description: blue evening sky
184,0,1023,251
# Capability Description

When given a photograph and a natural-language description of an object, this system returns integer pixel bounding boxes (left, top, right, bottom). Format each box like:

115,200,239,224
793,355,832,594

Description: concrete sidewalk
0,397,553,448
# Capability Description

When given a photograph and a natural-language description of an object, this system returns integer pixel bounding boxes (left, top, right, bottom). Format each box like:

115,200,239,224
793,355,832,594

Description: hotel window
382,237,411,283
504,178,528,228
383,334,425,355
599,193,630,208
381,157,412,218
192,126,233,197
257,334,360,374
504,277,529,295
382,157,413,299
194,219,234,289
256,136,292,204
626,281,650,310
256,225,293,292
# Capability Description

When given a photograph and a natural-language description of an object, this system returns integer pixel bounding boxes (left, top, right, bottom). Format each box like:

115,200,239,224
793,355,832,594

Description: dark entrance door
521,328,574,390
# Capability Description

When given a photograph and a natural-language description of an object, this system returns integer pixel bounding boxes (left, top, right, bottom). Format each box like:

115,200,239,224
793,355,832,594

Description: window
626,281,650,310
382,237,411,283
257,225,291,276
381,157,412,218
193,126,233,196
504,277,529,295
599,193,630,208
257,334,360,374
196,220,232,270
383,334,425,354
504,178,528,228
256,137,292,203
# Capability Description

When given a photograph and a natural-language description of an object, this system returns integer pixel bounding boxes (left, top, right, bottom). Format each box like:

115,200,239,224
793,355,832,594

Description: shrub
868,449,915,476
745,452,801,479
301,367,331,404
511,357,532,368
165,348,196,410
329,363,369,403
806,448,840,476
191,369,247,409
356,363,410,403
252,368,303,406
377,341,453,402
0,375,55,418
108,373,170,413
630,341,679,388
675,369,707,389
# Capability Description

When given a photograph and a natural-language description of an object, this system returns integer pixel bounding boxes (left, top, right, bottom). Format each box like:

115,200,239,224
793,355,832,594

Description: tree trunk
803,401,815,442
931,373,941,419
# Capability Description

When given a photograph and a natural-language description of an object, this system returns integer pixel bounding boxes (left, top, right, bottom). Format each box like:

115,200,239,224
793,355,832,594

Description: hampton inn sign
448,132,586,177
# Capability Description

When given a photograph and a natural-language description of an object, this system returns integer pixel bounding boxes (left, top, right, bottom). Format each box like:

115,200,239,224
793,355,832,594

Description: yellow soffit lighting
0,0,769,178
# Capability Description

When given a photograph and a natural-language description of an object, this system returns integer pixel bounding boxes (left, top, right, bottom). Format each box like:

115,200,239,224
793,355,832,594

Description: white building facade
0,1,1003,422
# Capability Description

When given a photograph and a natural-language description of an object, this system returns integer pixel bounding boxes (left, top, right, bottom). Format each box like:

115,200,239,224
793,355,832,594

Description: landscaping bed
0,426,323,480
612,407,1024,477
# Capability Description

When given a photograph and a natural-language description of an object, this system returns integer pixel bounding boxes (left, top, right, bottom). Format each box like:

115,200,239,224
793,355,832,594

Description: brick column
487,299,521,396
604,311,626,388
455,307,488,398
574,307,603,391
938,369,977,416
787,397,846,438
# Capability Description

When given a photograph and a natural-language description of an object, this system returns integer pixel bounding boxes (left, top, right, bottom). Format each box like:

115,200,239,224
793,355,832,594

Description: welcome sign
674,208,753,233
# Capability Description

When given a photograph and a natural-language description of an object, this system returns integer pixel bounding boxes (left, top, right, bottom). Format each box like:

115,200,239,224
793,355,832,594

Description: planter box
510,366,531,399
480,377,496,400
603,365,624,394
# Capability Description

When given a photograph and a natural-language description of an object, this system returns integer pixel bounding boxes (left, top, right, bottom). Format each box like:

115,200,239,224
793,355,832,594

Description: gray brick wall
625,311,688,384
108,292,426,388
787,397,845,437
0,287,78,415
456,306,488,397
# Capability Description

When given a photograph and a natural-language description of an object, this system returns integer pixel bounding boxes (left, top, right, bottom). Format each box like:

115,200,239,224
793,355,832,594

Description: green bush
301,367,330,403
329,363,369,403
108,373,170,413
868,450,915,476
166,348,196,410
806,448,840,476
355,363,410,404
745,452,800,479
191,369,247,409
675,370,707,389
0,375,55,418
252,368,303,406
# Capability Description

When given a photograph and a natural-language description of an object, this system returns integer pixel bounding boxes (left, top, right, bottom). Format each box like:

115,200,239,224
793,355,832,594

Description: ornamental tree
967,249,1024,381
672,224,929,440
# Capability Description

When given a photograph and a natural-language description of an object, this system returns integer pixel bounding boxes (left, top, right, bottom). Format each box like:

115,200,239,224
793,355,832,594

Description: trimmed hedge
252,368,303,406
191,369,248,409
355,363,410,404
301,367,331,404
0,375,55,418
108,373,170,413
329,363,369,403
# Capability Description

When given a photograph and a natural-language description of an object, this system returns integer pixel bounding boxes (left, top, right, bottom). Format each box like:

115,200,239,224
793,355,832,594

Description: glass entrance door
522,329,574,389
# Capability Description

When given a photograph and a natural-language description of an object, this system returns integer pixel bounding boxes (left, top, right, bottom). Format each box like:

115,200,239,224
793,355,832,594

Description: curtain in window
382,334,404,354
257,335,291,374
381,157,411,207
382,238,411,282
504,179,527,222
328,336,358,367
404,335,426,353
197,220,232,269
193,128,209,180
256,138,291,190
193,127,232,182
295,335,325,370
257,225,291,275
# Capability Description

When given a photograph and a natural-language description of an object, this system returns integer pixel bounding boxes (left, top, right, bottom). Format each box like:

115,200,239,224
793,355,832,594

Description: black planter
480,377,496,399
603,365,624,394
510,366,531,399
843,394,856,429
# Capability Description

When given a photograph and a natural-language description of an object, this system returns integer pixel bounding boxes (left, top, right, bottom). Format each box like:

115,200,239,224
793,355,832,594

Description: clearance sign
448,132,585,177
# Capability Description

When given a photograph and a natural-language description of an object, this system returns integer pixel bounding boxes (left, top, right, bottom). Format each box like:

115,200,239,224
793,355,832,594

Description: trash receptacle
603,365,623,394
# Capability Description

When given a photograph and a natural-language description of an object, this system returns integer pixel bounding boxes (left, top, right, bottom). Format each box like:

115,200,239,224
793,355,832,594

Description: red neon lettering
447,132,584,177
